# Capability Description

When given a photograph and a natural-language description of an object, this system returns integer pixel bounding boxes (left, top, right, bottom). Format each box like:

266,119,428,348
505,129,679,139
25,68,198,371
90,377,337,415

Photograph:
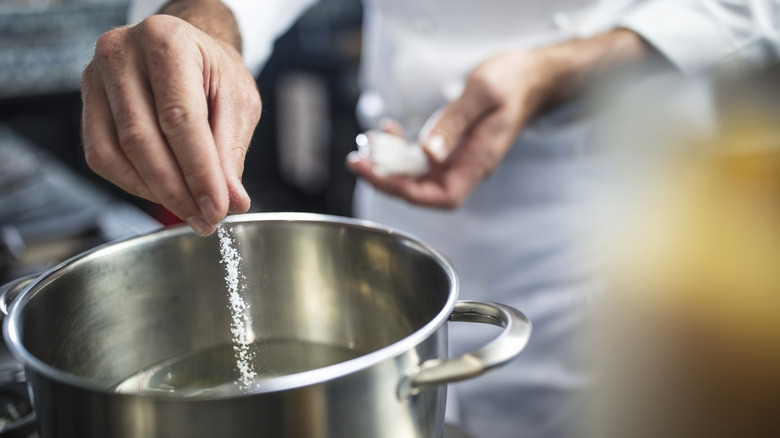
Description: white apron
354,1,614,437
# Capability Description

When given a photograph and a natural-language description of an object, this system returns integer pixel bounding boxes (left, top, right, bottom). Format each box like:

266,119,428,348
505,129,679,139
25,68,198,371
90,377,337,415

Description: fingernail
198,196,218,222
425,135,447,162
187,216,212,236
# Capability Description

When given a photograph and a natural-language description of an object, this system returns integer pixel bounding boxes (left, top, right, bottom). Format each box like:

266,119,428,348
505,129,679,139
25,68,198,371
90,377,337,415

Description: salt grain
217,224,257,389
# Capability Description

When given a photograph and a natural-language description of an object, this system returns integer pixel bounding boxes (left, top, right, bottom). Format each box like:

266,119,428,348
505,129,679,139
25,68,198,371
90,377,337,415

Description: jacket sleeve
220,0,318,75
620,0,780,75
127,0,317,76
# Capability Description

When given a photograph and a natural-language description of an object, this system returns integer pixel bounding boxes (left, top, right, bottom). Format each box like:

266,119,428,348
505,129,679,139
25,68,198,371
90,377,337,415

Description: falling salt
217,224,257,389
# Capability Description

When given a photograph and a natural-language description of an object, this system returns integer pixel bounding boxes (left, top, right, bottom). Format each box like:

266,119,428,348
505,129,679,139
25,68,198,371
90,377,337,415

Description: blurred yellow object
597,101,780,438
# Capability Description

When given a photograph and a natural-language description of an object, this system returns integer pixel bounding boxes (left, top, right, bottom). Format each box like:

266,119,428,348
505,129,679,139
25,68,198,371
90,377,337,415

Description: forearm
159,0,242,52
537,28,661,103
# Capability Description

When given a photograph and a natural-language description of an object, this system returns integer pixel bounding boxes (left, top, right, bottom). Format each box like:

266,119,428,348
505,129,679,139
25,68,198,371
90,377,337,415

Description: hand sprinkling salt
217,224,257,390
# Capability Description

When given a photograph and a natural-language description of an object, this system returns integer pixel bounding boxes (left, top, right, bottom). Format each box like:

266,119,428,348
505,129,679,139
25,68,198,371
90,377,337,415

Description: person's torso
357,0,631,134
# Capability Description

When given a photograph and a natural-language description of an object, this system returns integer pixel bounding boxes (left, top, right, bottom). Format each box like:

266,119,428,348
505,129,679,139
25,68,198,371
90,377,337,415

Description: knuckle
231,144,248,159
94,29,127,64
117,126,151,156
135,15,182,48
157,104,195,133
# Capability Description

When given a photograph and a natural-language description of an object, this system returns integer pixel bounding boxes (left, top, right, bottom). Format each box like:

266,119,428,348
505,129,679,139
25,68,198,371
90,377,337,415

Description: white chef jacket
127,1,780,437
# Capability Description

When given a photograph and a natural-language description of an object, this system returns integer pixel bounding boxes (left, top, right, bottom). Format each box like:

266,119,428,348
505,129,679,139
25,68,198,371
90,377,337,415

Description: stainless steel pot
0,213,531,438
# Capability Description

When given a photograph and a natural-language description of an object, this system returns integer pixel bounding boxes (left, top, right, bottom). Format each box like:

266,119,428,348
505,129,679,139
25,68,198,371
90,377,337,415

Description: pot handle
401,300,531,397
0,274,38,316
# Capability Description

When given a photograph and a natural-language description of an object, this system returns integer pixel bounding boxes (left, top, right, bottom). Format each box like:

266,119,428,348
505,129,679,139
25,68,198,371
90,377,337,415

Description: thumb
420,88,494,164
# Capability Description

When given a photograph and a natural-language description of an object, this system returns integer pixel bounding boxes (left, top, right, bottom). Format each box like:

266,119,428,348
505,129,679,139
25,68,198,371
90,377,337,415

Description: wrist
160,0,242,52
534,28,653,102
528,46,572,106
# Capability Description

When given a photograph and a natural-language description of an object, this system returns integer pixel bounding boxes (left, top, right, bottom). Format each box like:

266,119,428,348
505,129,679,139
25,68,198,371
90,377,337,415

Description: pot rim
3,212,459,400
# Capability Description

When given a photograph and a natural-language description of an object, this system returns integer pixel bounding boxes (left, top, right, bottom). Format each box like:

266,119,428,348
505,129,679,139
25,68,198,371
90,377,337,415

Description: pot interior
12,215,454,395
